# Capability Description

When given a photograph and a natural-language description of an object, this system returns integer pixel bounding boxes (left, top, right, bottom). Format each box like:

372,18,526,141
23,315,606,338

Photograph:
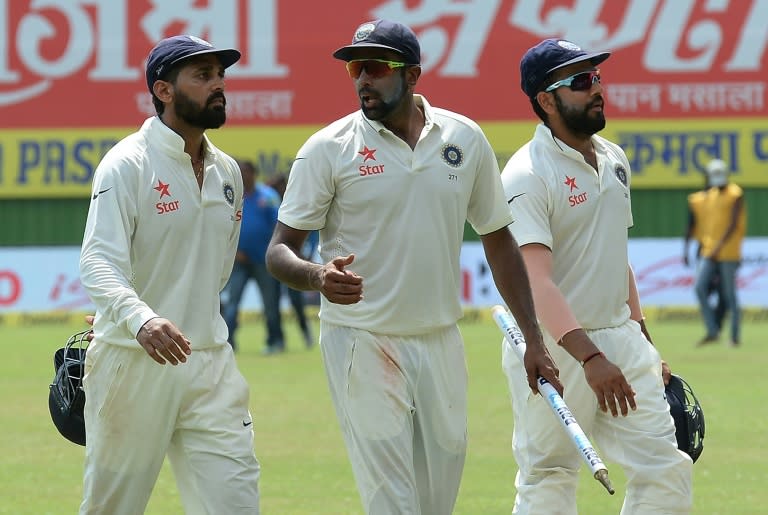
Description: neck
549,125,596,169
159,113,206,159
382,98,424,150
190,141,205,162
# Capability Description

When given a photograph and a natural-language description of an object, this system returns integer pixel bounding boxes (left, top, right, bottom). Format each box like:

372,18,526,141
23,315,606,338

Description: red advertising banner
1,0,766,128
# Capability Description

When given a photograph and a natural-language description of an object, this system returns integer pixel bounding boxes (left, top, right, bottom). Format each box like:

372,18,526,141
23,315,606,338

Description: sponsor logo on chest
357,145,384,176
153,180,180,214
564,175,588,207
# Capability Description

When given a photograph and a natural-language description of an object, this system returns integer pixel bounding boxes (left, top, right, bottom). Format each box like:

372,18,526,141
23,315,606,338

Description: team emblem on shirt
614,165,628,186
441,144,463,168
223,182,235,206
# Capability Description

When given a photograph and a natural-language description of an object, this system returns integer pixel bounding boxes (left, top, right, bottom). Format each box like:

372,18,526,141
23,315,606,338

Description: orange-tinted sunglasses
345,59,408,79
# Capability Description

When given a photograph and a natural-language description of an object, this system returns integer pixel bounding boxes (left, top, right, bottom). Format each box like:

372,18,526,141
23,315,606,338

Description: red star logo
154,180,171,198
358,146,377,162
564,176,578,192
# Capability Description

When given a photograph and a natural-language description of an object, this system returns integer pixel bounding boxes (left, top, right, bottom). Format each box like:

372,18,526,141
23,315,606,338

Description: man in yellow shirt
692,159,746,347
684,175,727,334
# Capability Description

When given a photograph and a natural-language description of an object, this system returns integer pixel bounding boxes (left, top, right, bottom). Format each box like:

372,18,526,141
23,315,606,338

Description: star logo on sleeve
358,146,377,162
564,176,578,192
154,180,171,198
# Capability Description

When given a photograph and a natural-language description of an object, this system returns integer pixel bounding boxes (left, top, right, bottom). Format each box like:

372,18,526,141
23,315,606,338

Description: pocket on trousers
96,359,125,419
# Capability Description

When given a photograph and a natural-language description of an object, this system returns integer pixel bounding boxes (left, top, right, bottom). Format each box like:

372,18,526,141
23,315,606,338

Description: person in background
500,38,692,514
691,158,746,347
221,159,284,354
265,19,562,515
78,35,260,514
683,168,728,335
268,173,318,349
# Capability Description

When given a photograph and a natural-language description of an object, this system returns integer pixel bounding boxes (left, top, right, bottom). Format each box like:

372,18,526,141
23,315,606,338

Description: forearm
534,280,600,363
627,265,643,321
80,178,156,336
481,229,543,346
627,265,653,344
80,229,161,338
265,242,322,291
520,244,600,363
487,245,540,344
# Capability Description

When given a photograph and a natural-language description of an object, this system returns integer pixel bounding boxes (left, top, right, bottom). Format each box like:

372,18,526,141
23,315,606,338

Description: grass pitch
1,313,765,514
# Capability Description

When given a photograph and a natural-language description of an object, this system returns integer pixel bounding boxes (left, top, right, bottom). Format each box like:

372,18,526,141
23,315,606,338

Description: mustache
207,92,226,106
358,87,378,98
587,95,604,109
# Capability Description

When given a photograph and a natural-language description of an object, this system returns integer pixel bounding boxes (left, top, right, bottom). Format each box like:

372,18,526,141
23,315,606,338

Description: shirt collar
145,116,215,162
535,123,605,158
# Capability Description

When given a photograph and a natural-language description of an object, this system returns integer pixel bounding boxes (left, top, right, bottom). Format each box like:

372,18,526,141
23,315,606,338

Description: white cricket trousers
320,322,468,515
502,319,693,515
79,341,260,515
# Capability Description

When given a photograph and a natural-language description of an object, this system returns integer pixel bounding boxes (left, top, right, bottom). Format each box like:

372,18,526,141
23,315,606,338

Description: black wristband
580,351,605,368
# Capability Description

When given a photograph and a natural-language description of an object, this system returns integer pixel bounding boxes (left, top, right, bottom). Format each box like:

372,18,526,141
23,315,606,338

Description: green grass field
1,314,765,514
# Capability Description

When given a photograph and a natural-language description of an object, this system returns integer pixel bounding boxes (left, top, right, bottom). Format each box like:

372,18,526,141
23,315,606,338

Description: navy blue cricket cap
520,38,610,98
333,19,420,64
146,35,241,93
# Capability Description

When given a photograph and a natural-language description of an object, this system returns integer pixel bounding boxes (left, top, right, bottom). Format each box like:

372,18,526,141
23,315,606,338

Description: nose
355,69,374,87
211,69,226,90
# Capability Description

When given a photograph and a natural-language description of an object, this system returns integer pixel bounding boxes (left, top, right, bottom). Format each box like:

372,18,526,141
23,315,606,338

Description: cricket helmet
665,374,705,463
49,330,90,446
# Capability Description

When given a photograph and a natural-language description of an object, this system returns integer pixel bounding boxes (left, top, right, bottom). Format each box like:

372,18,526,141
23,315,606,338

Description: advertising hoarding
1,0,767,197
1,240,766,316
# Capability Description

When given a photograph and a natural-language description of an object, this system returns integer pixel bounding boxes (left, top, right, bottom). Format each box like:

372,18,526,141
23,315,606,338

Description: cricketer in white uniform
500,39,692,514
79,36,260,514
266,19,562,515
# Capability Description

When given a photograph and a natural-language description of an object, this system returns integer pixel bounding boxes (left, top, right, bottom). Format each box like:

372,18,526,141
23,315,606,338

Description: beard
174,89,227,129
359,74,407,121
554,93,606,136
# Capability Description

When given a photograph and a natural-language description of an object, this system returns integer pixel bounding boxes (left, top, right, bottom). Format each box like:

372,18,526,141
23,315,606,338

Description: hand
661,359,672,385
85,314,95,342
313,254,364,305
523,338,563,397
136,317,192,365
583,356,637,417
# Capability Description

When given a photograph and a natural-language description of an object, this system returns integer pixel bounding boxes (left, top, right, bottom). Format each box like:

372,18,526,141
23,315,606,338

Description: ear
406,65,421,87
535,90,556,115
152,79,173,104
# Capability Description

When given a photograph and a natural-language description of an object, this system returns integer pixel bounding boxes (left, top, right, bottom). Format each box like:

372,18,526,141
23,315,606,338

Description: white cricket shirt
501,124,633,329
80,117,243,348
279,95,512,335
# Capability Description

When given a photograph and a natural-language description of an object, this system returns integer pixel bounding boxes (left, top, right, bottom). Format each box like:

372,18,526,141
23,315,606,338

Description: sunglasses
545,69,601,92
345,59,408,79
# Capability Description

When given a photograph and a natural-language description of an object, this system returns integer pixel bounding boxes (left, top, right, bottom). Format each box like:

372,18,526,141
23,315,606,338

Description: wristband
580,351,605,368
